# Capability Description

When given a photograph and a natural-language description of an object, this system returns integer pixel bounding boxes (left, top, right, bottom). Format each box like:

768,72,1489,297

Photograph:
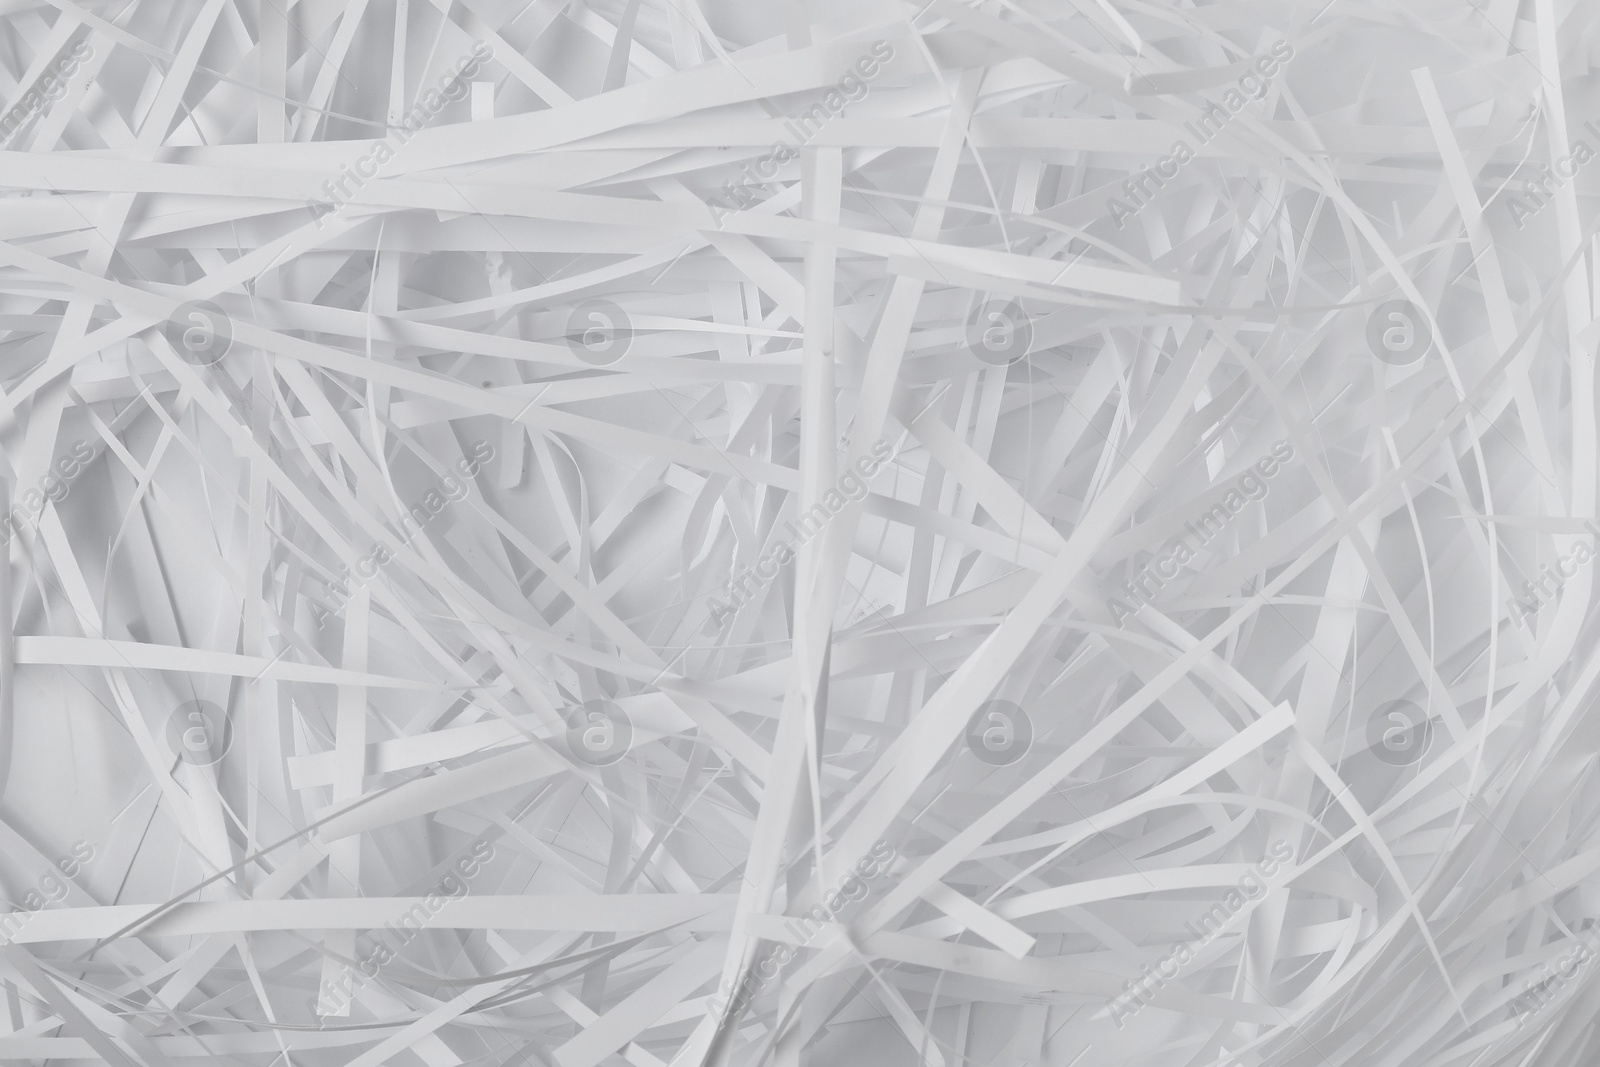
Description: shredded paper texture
0,0,1598,1064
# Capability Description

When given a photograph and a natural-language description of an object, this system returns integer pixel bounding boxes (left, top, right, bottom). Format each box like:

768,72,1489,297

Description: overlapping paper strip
1,0,1599,1064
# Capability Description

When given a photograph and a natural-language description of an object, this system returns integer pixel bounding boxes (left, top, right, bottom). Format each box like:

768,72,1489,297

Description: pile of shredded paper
0,0,1598,1064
